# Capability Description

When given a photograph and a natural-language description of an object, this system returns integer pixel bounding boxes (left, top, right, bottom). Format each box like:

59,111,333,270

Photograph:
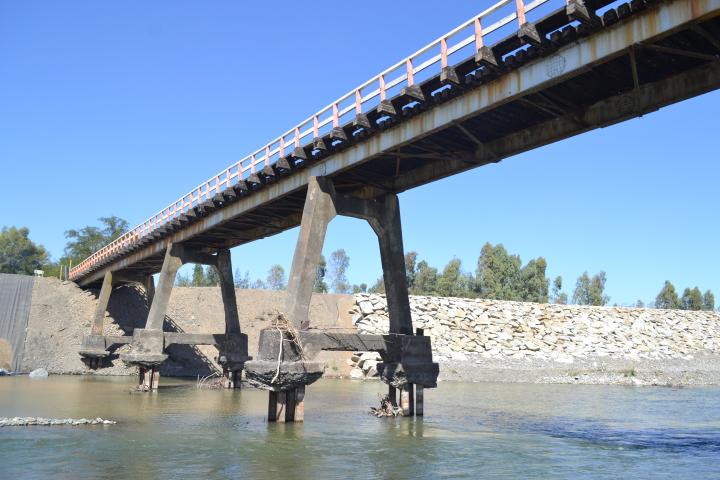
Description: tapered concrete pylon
285,176,337,331
145,244,184,331
215,248,248,388
79,270,114,368
366,194,413,335
121,244,184,389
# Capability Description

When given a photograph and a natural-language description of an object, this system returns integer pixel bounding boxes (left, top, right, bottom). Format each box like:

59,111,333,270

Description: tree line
0,218,715,311
373,243,611,307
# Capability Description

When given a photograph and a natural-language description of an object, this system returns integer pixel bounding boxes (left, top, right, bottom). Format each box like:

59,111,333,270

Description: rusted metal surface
72,0,720,286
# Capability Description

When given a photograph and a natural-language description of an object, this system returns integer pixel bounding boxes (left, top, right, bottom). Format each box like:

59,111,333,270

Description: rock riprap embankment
350,294,720,363
347,351,382,379
0,417,116,427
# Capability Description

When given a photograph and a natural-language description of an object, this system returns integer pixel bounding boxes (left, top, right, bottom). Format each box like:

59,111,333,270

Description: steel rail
70,0,559,280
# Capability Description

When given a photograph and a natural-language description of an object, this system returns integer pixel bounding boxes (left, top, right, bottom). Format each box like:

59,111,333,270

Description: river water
1,376,719,479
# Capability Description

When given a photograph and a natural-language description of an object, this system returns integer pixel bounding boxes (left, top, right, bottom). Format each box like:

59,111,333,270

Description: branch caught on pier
369,394,403,417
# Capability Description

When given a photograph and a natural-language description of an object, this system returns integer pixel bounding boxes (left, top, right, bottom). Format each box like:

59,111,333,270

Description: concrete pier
246,176,438,421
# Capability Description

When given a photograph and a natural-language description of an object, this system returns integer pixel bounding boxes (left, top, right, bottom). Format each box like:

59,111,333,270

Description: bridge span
71,0,720,422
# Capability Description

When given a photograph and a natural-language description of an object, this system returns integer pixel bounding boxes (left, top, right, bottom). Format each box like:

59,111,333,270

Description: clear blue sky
1,1,718,306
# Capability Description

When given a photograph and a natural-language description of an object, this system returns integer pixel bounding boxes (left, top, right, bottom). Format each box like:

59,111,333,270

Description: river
1,376,719,479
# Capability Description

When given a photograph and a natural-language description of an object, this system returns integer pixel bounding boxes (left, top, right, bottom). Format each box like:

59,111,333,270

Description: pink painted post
313,115,319,138
379,75,386,101
265,145,270,167
294,127,300,148
406,58,415,86
515,0,526,26
332,103,339,128
355,89,362,114
475,18,484,50
441,37,448,69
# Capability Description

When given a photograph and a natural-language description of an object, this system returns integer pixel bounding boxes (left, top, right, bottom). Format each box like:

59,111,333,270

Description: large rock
28,368,48,378
359,301,374,315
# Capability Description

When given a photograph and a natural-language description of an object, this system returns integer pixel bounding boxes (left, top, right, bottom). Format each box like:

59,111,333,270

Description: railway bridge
70,0,720,422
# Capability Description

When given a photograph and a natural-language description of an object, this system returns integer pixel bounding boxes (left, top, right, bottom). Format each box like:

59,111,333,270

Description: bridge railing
70,0,562,281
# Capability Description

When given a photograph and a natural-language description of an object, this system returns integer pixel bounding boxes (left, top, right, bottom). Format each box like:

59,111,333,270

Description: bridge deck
72,0,720,287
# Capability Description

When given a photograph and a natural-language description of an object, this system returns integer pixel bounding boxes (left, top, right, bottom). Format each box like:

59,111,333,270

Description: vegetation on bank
0,218,715,311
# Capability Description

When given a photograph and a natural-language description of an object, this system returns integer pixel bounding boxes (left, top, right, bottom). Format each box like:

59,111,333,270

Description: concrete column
145,244,183,331
275,391,287,423
367,194,413,335
138,366,159,391
268,391,278,421
215,248,246,388
90,271,113,337
400,384,415,416
285,176,337,330
388,386,397,406
293,386,305,422
216,249,240,335
416,385,424,416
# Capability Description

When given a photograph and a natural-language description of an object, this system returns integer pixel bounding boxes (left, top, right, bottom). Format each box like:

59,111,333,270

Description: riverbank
4,277,720,386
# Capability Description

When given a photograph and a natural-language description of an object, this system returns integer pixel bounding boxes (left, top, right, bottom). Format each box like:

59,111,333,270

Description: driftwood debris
369,394,403,417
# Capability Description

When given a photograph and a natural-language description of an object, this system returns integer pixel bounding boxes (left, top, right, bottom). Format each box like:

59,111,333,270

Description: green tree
352,283,368,294
702,290,715,311
0,226,49,274
517,257,549,303
234,268,250,289
475,243,521,300
266,264,286,290
572,271,609,306
655,280,680,309
368,277,385,294
635,299,645,308
251,279,267,290
436,258,469,297
192,264,206,287
328,249,350,294
412,260,438,295
64,216,128,264
205,266,220,286
474,243,548,302
405,251,418,291
551,276,568,304
680,287,703,311
313,254,328,293
176,272,192,287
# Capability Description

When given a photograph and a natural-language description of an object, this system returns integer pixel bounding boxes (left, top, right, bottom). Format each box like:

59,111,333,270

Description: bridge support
246,176,437,421
119,243,249,390
79,270,114,369
215,248,247,388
